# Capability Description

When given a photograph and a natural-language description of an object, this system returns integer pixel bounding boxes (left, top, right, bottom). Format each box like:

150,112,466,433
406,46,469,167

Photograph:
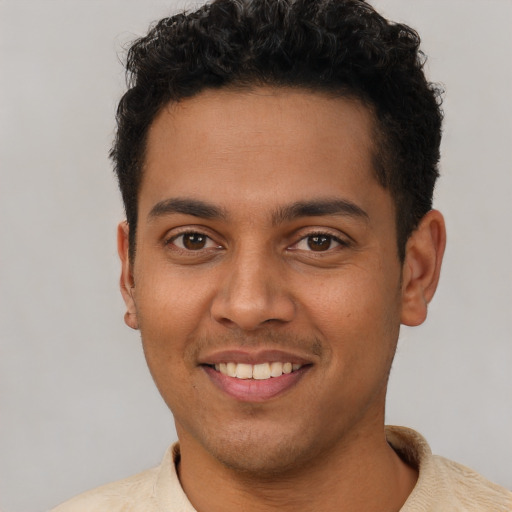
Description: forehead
141,87,384,218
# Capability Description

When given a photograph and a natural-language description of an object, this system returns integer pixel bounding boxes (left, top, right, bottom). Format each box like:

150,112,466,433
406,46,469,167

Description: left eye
169,232,219,251
294,234,343,252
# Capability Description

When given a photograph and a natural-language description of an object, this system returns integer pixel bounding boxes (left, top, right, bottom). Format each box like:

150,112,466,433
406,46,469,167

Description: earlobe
400,210,446,327
117,221,139,330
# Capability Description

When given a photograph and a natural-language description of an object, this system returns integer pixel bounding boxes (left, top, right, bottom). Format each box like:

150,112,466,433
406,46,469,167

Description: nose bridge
211,240,294,330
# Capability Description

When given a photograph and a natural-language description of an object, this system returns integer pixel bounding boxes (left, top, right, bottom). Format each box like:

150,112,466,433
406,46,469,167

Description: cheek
133,276,202,383
135,264,215,334
298,264,402,378
302,267,400,331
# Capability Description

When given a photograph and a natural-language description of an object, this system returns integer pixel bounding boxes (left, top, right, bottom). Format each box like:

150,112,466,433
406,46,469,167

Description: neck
177,424,418,512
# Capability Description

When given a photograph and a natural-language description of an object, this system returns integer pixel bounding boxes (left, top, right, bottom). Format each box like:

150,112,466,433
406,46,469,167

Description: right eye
168,232,220,251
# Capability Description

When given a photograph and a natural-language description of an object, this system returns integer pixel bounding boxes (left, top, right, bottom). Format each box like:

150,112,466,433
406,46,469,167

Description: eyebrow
147,197,369,224
272,198,369,225
147,197,226,221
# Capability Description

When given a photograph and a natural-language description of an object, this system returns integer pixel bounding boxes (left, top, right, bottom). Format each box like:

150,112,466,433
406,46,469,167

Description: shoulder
50,466,160,512
386,426,512,511
50,444,190,512
428,455,512,511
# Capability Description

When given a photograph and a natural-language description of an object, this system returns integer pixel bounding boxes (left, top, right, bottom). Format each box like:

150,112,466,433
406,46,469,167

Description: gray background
0,1,511,510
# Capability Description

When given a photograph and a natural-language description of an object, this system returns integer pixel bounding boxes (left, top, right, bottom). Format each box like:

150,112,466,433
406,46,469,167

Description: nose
210,248,295,331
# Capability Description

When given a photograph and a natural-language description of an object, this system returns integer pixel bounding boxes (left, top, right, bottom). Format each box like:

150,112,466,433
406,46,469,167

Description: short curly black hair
111,0,443,261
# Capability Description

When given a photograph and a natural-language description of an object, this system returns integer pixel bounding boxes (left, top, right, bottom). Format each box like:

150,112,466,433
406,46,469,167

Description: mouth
207,361,303,380
200,352,312,402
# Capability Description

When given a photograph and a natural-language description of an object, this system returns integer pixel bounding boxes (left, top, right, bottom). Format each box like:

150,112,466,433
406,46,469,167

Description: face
120,88,411,475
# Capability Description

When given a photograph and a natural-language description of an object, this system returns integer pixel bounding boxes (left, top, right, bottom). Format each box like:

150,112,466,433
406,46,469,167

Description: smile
203,359,310,402
213,362,303,380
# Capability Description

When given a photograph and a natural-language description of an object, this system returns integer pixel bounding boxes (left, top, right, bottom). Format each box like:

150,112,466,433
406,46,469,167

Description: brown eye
307,235,333,251
182,233,207,250
290,233,345,253
170,232,219,251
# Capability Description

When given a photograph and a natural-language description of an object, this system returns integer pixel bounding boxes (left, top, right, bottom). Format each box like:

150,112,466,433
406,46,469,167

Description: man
52,0,511,510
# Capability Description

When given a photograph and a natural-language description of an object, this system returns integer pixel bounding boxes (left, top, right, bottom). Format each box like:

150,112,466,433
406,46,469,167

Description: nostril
215,316,237,328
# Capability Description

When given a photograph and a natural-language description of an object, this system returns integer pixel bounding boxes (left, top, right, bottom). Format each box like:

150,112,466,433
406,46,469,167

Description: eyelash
289,231,349,253
165,230,222,252
165,229,349,254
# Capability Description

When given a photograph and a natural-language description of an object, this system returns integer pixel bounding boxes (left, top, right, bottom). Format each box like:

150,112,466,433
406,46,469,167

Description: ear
117,221,139,330
400,210,446,326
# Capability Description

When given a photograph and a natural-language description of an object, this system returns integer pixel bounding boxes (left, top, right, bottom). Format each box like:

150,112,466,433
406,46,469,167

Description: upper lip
199,349,315,366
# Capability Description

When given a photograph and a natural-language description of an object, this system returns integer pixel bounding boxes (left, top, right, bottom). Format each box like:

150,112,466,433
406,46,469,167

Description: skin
118,88,446,512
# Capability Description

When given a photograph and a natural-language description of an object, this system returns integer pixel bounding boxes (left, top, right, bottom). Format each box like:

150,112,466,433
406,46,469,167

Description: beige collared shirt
51,426,512,511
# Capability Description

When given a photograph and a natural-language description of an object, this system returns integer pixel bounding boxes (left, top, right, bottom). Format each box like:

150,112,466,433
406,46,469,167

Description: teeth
235,363,253,379
227,362,237,377
270,362,283,377
253,363,271,380
215,361,303,380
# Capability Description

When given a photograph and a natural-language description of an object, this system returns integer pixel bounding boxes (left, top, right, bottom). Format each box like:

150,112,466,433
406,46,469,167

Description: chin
198,421,324,478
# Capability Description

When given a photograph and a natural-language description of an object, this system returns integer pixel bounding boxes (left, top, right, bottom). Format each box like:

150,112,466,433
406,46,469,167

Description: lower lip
203,365,310,402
